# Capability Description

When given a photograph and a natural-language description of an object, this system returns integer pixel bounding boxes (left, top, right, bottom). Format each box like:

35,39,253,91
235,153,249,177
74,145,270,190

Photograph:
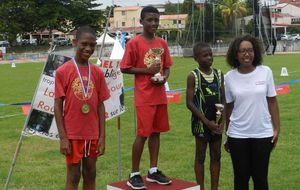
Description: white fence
1,41,300,63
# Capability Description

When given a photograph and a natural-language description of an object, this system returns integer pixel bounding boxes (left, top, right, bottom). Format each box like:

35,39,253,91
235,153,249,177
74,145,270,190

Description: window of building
173,20,182,24
122,22,126,26
292,17,300,24
122,11,126,16
275,9,281,13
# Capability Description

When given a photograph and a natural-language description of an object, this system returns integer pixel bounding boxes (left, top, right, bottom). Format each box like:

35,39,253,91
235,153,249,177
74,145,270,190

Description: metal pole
177,0,180,56
213,2,215,44
117,116,122,180
99,7,113,60
235,3,237,37
4,129,26,190
203,1,206,41
192,0,195,44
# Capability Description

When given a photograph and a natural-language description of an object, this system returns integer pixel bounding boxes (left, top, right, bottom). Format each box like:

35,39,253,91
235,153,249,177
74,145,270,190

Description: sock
130,172,140,178
149,167,158,174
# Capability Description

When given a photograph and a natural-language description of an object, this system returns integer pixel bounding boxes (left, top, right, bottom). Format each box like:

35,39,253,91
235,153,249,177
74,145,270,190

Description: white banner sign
25,53,125,140
99,58,125,120
25,54,71,139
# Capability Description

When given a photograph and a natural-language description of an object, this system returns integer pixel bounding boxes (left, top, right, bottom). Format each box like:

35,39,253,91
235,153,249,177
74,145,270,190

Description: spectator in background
0,50,3,61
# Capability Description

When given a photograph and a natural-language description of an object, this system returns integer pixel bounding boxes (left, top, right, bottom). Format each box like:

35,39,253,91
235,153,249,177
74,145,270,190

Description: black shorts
192,121,222,142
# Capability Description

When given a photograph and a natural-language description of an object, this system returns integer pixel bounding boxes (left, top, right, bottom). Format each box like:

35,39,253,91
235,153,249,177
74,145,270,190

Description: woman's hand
271,128,280,150
224,138,230,153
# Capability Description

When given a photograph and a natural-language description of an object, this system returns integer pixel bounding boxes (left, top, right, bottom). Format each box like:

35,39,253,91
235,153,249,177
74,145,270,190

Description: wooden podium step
107,176,200,190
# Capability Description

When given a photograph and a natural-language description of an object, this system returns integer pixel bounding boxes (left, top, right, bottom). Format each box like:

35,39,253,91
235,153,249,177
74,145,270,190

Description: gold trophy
151,48,164,82
215,103,224,124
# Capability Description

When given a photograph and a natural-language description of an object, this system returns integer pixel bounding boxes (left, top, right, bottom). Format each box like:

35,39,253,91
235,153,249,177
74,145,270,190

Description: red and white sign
275,84,291,95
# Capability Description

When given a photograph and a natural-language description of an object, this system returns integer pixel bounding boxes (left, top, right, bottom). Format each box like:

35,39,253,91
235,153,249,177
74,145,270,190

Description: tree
0,0,37,42
0,0,105,44
165,1,184,14
245,0,254,15
182,0,197,15
218,0,247,31
32,0,71,41
67,1,104,30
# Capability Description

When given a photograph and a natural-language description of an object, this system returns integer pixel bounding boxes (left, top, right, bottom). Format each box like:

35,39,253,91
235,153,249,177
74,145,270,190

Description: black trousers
228,137,273,190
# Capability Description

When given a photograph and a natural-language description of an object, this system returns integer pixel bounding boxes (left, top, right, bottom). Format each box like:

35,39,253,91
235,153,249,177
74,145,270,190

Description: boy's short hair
76,25,96,40
193,42,211,57
141,6,159,20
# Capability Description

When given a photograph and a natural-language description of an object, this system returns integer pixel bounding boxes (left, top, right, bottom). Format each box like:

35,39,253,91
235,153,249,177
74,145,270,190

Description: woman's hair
226,34,263,68
75,25,96,40
193,42,211,58
140,6,159,20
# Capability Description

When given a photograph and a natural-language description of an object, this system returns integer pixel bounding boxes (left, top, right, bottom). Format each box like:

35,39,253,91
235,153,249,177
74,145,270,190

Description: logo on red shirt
71,77,94,100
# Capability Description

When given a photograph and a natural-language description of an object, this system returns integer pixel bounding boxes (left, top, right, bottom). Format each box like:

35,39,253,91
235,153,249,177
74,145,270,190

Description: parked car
290,34,300,40
0,40,9,47
280,34,292,41
17,39,30,46
53,37,68,46
30,38,38,45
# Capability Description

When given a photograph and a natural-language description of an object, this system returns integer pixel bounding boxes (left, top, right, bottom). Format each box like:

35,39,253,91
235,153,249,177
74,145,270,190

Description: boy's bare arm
120,61,160,75
186,73,219,132
54,97,71,155
162,67,170,80
97,102,106,156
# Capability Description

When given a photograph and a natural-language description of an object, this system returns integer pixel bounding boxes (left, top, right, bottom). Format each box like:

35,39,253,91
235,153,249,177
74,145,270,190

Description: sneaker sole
126,181,147,189
145,177,172,185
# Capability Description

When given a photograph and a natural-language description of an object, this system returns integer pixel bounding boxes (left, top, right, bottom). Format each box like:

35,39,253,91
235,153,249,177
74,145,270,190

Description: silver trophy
215,103,224,124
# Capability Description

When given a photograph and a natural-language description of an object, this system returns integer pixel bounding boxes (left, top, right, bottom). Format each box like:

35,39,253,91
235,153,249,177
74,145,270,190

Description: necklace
72,58,91,114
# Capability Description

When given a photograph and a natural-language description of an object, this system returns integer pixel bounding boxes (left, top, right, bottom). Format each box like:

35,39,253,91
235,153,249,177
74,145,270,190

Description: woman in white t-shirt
224,35,280,190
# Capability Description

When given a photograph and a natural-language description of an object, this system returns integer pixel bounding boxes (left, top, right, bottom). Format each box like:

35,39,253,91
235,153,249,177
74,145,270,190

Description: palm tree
218,0,247,33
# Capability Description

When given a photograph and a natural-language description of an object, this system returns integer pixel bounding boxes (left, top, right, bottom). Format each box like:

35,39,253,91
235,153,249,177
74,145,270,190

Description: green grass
1,54,300,189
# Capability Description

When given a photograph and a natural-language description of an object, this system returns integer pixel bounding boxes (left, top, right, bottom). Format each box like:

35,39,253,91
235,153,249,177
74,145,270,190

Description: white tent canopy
96,33,115,45
110,39,124,60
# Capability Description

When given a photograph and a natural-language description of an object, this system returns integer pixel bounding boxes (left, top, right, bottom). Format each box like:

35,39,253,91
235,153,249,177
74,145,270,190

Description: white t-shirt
224,65,276,138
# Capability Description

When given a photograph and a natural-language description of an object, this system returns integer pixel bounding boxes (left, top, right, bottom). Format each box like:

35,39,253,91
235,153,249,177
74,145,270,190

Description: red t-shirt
120,35,172,106
55,60,110,140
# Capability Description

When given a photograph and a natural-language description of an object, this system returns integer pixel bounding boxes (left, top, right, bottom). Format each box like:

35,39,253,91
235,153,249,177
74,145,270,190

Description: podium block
107,177,200,190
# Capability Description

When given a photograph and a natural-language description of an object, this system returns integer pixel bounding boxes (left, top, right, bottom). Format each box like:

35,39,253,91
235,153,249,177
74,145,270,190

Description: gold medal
81,103,90,114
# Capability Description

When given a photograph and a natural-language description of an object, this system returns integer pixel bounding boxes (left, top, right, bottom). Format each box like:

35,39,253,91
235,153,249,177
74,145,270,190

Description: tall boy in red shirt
120,6,173,190
54,26,110,190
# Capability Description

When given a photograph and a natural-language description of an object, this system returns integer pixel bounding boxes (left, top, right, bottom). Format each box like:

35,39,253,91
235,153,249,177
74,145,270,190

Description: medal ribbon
72,58,91,99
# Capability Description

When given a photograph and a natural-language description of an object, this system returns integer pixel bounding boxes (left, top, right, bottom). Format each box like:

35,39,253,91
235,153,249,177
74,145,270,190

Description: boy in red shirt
120,6,172,190
54,26,110,190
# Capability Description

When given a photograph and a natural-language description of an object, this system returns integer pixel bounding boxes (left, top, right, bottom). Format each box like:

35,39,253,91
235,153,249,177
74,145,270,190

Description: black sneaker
127,174,147,189
146,170,172,185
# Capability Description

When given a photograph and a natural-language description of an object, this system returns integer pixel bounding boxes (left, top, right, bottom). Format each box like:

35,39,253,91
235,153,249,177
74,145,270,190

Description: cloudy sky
96,0,184,9
96,0,276,9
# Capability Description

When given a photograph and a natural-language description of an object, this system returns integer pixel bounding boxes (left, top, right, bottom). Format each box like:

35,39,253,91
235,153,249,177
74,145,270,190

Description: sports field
0,54,299,189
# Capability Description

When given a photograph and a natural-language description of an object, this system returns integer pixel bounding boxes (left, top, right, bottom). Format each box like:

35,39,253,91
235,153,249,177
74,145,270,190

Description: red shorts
66,139,98,164
135,104,170,137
